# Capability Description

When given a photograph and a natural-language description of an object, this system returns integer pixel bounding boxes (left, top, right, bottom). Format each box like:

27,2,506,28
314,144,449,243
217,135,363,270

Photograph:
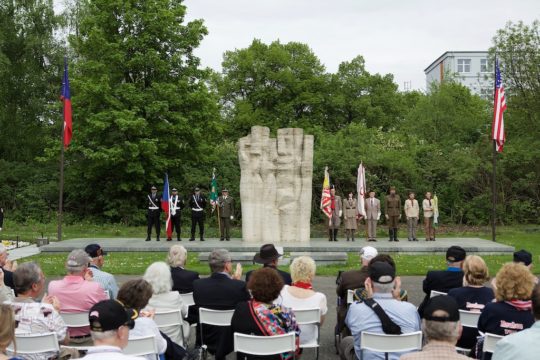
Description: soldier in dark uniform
189,187,207,241
384,186,402,242
168,188,185,241
218,188,235,241
146,185,161,242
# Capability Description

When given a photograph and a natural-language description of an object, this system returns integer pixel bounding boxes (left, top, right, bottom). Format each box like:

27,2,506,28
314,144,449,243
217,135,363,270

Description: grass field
5,222,540,277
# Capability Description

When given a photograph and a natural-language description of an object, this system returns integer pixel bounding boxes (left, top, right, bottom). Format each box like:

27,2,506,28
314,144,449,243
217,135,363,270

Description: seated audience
143,262,188,347
0,304,23,360
81,300,140,360
340,262,421,360
116,279,167,360
245,244,292,285
478,262,536,360
493,284,540,360
48,249,108,345
275,255,327,346
401,295,468,360
418,245,466,316
192,249,249,357
218,267,301,360
0,245,15,292
448,255,494,350
336,246,378,337
168,245,200,294
9,262,69,360
84,244,119,298
0,269,14,303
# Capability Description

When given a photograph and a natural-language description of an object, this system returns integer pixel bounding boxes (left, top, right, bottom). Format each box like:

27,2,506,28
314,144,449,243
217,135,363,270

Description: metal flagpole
491,55,498,242
57,118,65,242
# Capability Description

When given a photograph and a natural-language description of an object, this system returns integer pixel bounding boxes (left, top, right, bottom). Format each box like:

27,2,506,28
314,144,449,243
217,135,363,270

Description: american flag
320,167,332,218
492,58,507,153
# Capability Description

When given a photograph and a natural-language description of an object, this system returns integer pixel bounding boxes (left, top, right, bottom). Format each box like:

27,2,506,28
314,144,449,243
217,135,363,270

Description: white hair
168,245,187,267
91,330,118,341
372,281,395,294
143,261,173,295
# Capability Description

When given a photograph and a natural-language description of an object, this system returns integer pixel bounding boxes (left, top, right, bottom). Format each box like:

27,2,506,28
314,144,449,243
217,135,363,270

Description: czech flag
60,57,72,149
161,174,173,239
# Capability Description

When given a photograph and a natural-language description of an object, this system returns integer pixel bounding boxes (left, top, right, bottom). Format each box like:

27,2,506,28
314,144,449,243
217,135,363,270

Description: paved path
6,244,40,261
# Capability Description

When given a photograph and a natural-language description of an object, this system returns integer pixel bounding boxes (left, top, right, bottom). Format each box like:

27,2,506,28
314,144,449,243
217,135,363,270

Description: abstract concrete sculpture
238,126,314,243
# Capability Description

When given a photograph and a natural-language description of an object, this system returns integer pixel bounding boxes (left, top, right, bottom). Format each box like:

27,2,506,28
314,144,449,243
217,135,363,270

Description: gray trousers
339,336,358,360
367,218,377,239
407,217,418,240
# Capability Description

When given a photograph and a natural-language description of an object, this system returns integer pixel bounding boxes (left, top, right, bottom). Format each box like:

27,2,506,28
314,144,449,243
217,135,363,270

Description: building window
457,59,471,73
480,59,491,73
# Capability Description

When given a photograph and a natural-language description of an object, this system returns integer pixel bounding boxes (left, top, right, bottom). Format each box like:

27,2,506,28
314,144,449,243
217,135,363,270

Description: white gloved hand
339,210,342,217
230,215,234,220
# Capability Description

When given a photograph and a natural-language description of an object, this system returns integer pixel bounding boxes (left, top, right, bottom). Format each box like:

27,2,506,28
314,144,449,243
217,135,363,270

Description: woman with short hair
168,245,200,294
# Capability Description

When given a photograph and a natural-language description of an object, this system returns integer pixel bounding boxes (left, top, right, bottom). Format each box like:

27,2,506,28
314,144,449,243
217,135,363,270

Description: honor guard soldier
384,186,402,242
189,187,207,241
168,188,185,241
218,188,235,241
146,185,161,242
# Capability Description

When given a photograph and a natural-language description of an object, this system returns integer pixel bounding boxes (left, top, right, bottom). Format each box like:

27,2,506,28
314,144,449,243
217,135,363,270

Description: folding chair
124,335,159,360
7,332,60,357
293,308,321,360
430,290,447,298
154,309,187,348
60,312,90,328
199,308,235,359
181,292,195,307
234,332,296,359
482,333,504,360
360,331,422,360
456,310,481,354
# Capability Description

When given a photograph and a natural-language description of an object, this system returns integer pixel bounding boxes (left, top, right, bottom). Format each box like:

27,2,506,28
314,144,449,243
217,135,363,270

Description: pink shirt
48,275,108,337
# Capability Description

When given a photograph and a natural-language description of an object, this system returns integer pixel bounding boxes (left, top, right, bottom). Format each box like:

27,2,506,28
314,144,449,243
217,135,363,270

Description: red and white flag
357,163,367,217
492,58,507,152
320,167,332,219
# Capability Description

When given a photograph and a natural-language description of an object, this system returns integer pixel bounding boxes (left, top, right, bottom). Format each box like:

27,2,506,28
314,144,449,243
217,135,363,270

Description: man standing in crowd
418,245,466,316
84,244,118,299
169,188,185,241
401,295,469,360
329,185,342,242
423,191,435,241
189,187,207,242
493,284,540,360
404,192,420,241
365,190,380,242
146,185,161,242
343,191,358,242
385,186,401,242
340,261,421,360
218,188,235,241
245,244,292,285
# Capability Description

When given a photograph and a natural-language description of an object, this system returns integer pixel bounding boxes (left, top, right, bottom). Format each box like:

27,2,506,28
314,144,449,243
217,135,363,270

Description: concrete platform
40,237,514,255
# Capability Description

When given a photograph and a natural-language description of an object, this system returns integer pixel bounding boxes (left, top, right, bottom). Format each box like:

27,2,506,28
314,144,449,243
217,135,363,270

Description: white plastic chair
482,333,504,359
124,335,159,359
360,331,422,360
199,308,235,358
459,310,481,328
347,289,355,304
293,308,321,359
234,332,296,359
181,292,195,307
430,290,447,298
154,310,187,347
60,312,90,328
7,332,60,356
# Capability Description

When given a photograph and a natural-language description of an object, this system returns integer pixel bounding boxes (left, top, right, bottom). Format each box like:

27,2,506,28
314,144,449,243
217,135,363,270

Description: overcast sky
183,0,538,91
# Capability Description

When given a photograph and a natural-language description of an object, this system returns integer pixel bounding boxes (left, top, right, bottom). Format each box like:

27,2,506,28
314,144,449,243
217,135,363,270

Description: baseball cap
84,244,107,258
446,246,466,262
66,249,91,270
89,300,137,332
360,246,378,261
369,261,396,284
513,249,533,266
423,295,460,322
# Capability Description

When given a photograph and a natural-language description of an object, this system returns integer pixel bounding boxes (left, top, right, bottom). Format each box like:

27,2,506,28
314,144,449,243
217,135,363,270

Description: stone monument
238,126,313,243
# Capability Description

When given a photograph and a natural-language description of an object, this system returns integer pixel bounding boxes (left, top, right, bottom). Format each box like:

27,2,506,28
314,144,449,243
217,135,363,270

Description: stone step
290,252,348,265
198,252,291,265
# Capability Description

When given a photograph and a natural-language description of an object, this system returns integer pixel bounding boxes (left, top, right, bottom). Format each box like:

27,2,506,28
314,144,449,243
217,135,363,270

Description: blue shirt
345,293,421,360
89,265,119,299
493,322,540,360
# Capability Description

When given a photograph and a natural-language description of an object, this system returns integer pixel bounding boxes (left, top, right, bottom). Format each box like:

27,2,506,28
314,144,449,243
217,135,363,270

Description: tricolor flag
492,58,507,153
210,169,218,211
357,163,367,217
161,174,173,239
320,167,332,219
60,58,72,148
433,194,439,228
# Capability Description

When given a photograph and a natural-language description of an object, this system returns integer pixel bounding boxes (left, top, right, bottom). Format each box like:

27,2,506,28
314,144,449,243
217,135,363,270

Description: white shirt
274,285,327,345
144,291,188,346
81,345,144,360
129,317,167,360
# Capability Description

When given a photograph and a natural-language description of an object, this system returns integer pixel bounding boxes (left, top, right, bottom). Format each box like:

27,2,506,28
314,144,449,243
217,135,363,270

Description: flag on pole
161,174,173,239
433,194,439,228
210,169,218,211
320,166,332,218
492,58,507,153
60,58,72,149
357,163,367,217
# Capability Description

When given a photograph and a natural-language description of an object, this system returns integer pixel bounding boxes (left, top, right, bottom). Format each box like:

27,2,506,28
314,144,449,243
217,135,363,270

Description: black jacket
1,266,15,292
418,269,464,316
189,194,207,210
171,267,200,294
192,273,249,357
245,265,292,286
